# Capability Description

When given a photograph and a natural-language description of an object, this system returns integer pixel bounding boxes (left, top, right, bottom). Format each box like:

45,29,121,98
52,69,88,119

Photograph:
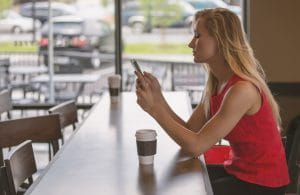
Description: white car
0,11,41,33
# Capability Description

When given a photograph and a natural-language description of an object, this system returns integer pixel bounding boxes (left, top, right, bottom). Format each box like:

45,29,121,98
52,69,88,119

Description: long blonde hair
195,8,281,127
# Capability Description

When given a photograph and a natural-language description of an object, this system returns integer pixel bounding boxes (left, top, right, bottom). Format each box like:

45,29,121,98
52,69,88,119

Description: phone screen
131,59,143,76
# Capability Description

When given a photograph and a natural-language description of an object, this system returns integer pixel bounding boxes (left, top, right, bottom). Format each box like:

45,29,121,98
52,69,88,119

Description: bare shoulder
227,80,260,100
220,80,261,115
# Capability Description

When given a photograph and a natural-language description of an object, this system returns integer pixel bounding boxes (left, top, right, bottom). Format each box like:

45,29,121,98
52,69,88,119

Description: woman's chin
193,57,204,63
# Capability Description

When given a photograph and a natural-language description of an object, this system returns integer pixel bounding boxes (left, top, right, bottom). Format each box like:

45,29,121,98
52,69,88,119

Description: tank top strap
221,74,242,95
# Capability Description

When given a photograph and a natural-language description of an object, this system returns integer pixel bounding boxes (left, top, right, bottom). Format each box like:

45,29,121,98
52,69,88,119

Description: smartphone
131,59,144,76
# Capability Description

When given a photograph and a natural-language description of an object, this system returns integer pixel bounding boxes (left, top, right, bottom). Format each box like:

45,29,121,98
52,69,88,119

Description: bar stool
0,114,62,166
48,100,78,144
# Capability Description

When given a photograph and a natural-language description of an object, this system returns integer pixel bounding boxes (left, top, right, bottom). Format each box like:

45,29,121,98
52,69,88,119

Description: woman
135,8,289,195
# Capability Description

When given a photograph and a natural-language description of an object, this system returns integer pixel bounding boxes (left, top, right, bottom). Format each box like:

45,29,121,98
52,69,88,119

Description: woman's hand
135,71,165,117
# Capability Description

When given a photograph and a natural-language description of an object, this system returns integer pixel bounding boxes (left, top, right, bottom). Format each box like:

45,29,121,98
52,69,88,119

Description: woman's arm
137,80,260,157
186,102,208,132
138,72,208,132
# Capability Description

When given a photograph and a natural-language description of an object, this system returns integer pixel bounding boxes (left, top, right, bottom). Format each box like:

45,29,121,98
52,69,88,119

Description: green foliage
124,43,191,54
139,0,183,28
0,42,38,52
100,0,109,7
0,0,12,16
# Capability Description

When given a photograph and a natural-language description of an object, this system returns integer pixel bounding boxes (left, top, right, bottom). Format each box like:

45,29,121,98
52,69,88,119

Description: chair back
297,159,300,195
0,114,62,166
0,89,12,120
0,166,9,195
0,59,10,92
286,122,300,193
48,100,78,130
4,140,37,195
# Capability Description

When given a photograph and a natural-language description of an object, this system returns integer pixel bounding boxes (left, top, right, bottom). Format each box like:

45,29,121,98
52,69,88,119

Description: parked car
0,10,41,33
74,4,114,27
184,0,241,18
20,2,76,24
122,0,196,33
39,15,114,73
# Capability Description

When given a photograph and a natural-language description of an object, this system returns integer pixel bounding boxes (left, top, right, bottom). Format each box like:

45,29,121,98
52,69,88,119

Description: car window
20,3,76,18
35,8,49,17
84,20,111,36
123,2,140,12
42,22,83,34
20,7,32,17
52,9,63,17
98,21,111,34
188,0,227,9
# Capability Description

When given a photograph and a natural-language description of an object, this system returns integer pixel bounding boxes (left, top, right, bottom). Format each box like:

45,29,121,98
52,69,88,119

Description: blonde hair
195,8,281,128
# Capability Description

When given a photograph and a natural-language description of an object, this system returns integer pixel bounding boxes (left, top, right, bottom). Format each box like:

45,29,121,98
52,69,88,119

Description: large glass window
121,0,243,105
0,0,243,106
0,0,116,104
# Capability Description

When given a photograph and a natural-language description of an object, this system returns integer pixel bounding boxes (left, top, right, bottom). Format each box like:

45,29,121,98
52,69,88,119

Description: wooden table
25,92,213,195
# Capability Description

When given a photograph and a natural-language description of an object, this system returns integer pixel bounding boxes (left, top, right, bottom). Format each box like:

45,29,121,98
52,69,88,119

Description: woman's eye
194,32,200,38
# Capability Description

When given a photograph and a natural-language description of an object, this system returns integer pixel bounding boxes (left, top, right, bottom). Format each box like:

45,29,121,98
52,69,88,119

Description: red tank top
210,75,290,187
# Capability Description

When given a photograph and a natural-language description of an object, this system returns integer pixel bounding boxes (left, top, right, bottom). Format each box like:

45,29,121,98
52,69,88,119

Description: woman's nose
188,38,194,49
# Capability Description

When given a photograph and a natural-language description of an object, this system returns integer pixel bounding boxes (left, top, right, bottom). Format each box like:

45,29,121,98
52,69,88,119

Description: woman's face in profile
188,18,218,64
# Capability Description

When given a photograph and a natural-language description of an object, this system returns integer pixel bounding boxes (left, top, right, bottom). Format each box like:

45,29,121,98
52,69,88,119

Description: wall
249,0,300,131
249,0,300,82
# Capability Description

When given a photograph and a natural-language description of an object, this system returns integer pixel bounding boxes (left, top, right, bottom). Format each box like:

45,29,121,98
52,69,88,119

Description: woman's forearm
152,107,202,157
161,95,189,128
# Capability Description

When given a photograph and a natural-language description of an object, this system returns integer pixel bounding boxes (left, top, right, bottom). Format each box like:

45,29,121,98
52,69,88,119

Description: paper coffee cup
135,129,157,165
108,75,121,103
108,75,121,88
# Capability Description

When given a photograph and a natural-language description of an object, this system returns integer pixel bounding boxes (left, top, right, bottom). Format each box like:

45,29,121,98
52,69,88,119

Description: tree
0,0,12,16
139,0,182,44
139,0,182,29
99,0,109,7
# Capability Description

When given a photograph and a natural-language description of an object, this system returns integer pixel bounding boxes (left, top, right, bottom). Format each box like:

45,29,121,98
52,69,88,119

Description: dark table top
25,92,213,195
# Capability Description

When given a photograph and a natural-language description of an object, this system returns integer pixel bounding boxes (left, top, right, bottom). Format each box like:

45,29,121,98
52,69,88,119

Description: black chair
0,89,12,120
48,100,78,144
3,140,37,195
0,59,10,92
286,117,300,193
0,114,62,166
297,159,300,195
0,165,9,195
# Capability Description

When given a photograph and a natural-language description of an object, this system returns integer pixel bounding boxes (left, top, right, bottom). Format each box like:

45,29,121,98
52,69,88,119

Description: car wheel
131,22,145,34
91,50,101,69
12,26,23,34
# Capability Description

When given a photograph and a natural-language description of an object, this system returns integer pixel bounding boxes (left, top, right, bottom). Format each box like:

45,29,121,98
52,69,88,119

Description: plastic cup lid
108,74,121,81
108,75,121,87
135,129,157,141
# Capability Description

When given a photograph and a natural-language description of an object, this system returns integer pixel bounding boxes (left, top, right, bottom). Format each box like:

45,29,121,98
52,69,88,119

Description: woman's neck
207,56,234,85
